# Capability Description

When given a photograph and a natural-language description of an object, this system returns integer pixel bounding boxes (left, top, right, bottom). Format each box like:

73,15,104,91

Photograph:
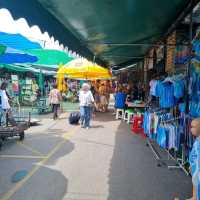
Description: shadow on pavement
0,140,75,200
91,125,104,129
10,165,68,200
107,122,192,200
93,111,116,122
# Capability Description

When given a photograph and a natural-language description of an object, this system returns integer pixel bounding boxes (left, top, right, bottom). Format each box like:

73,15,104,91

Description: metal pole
186,8,193,114
183,5,194,172
86,42,189,47
6,112,8,127
102,55,145,59
93,55,96,63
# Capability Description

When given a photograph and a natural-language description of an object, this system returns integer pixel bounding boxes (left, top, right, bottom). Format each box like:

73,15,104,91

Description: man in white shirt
0,82,17,126
79,83,94,129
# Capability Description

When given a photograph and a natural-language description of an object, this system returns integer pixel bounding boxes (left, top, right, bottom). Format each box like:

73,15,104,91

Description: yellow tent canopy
57,58,112,91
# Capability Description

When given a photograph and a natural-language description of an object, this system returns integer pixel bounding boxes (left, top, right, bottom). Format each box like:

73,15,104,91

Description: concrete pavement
0,111,192,200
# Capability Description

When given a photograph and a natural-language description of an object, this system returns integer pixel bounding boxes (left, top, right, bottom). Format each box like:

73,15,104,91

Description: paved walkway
0,111,192,200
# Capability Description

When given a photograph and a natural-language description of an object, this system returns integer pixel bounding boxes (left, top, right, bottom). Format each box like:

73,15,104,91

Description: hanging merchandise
149,74,185,109
145,70,192,174
188,40,200,118
21,78,38,105
156,81,175,108
165,31,176,73
175,45,189,65
11,75,19,96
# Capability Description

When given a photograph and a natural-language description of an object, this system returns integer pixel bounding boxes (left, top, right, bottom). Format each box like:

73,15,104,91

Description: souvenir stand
142,9,200,175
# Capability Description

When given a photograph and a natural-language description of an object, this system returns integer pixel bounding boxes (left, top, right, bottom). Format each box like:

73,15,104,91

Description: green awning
1,0,197,67
25,49,74,66
35,0,193,67
0,64,57,77
0,64,35,73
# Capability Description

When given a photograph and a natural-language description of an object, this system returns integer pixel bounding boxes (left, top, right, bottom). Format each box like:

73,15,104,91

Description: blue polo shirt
173,80,185,99
156,82,175,108
115,92,126,109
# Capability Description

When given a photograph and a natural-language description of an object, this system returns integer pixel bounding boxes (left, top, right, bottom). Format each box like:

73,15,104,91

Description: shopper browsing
99,83,108,112
0,82,17,126
79,83,94,129
189,118,200,200
49,84,62,120
105,80,112,111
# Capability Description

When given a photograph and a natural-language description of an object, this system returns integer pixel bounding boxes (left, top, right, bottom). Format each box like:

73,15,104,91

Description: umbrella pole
93,55,96,63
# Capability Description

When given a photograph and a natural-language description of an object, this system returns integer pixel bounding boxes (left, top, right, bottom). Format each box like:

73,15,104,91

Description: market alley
0,111,192,200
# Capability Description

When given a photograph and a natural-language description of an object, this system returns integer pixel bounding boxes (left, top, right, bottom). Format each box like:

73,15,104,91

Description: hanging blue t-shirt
173,80,185,99
156,82,175,108
193,40,200,56
157,126,167,149
115,92,126,109
155,80,161,97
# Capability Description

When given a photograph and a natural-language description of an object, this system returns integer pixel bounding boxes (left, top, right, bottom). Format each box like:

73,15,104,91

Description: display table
126,101,146,109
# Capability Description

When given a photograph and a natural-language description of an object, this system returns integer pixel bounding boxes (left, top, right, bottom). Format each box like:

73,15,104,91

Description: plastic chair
124,109,135,124
131,115,144,135
116,109,124,120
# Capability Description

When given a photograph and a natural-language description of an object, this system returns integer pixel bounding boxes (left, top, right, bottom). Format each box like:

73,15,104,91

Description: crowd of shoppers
114,82,145,110
91,80,112,113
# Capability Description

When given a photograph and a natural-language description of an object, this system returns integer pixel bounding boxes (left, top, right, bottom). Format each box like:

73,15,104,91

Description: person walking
79,83,94,129
0,82,17,126
105,81,111,111
49,84,62,120
99,83,107,112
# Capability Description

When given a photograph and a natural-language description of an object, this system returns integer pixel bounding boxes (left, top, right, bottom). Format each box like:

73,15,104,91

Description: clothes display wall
189,56,200,117
149,75,185,109
145,70,195,169
143,109,193,154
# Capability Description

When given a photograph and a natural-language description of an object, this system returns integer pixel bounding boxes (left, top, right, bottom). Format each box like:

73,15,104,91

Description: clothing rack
166,146,189,175
145,110,190,175
145,9,194,176
162,114,189,175
146,138,165,167
146,135,189,175
145,106,168,167
161,116,181,123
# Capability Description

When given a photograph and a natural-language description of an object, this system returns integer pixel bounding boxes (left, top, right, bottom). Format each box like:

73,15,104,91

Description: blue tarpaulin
0,53,38,64
0,32,42,50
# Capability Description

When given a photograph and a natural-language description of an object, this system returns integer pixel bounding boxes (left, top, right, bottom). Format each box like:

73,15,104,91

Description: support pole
186,6,193,114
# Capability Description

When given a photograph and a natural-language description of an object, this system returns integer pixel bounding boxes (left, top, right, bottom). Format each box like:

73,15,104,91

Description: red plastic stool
131,115,146,137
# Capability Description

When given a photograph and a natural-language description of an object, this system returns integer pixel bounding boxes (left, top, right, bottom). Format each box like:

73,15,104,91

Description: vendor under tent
57,58,112,91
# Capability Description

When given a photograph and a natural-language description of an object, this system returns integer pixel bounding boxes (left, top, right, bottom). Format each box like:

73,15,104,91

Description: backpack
69,112,80,125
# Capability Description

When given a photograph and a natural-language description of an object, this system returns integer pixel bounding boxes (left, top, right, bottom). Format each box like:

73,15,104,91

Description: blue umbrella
0,53,38,64
0,32,42,50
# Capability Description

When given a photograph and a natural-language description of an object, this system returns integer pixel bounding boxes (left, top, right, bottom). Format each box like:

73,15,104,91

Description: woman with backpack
79,83,94,129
